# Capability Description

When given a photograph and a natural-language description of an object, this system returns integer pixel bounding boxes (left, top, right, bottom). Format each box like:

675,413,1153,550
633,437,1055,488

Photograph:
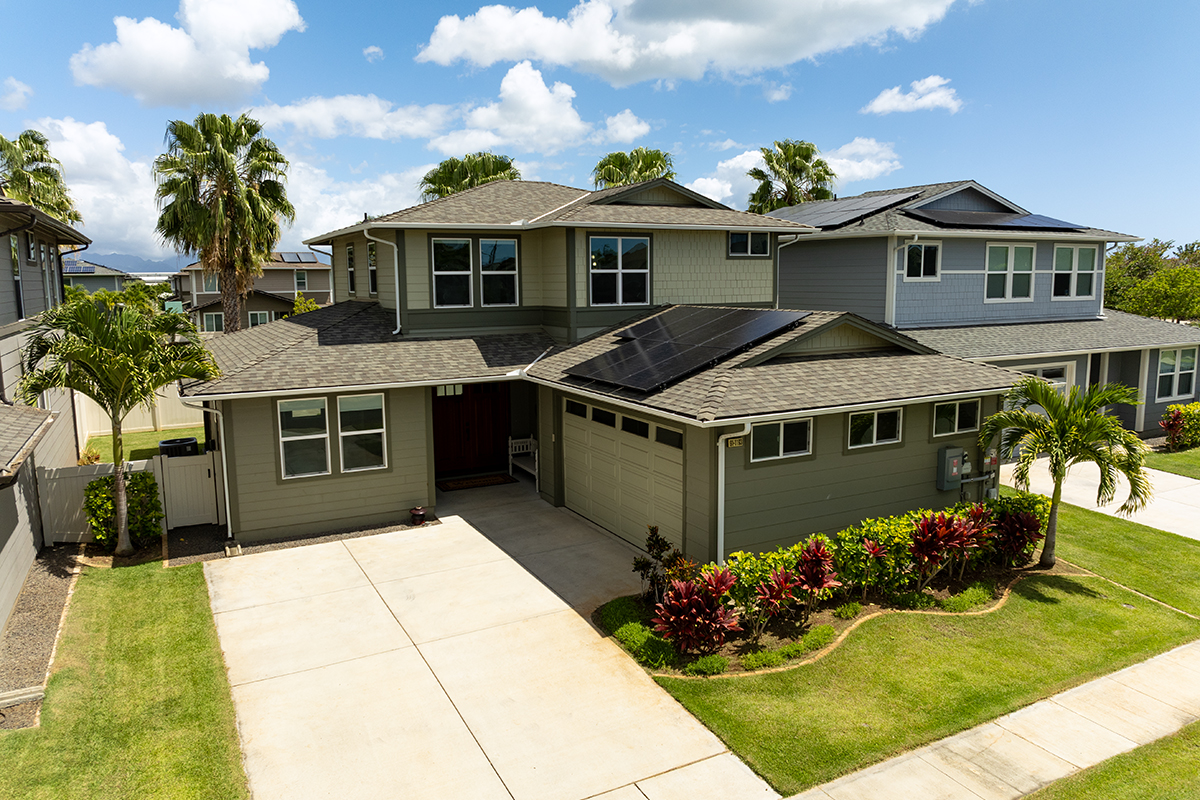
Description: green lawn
1026,720,1200,800
85,426,206,462
0,561,248,800
1145,448,1200,481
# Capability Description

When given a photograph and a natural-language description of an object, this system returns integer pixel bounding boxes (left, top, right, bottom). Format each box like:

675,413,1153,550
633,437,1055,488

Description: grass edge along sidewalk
0,560,249,800
657,502,1200,796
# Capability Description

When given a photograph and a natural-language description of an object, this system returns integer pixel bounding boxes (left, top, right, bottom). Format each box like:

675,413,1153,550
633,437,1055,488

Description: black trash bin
159,437,199,457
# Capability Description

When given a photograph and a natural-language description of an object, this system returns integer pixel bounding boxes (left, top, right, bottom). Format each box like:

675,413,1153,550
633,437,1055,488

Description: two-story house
0,195,90,629
769,180,1200,434
179,179,1020,562
176,252,333,331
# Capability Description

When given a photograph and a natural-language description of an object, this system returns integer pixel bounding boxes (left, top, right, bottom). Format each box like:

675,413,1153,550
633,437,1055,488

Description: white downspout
715,422,751,565
362,226,401,335
180,397,234,540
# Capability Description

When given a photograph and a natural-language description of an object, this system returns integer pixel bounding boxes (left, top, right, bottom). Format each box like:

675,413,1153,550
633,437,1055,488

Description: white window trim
932,399,981,438
1013,362,1075,394
432,238,474,309
750,418,813,462
1155,347,1198,403
728,231,771,258
902,240,942,283
1050,244,1098,301
294,270,308,292
346,244,356,295
337,393,387,473
589,235,651,307
479,238,520,308
367,242,378,295
278,398,331,479
983,242,1037,304
11,235,24,321
249,311,270,327
201,273,220,293
848,408,903,449
202,312,224,332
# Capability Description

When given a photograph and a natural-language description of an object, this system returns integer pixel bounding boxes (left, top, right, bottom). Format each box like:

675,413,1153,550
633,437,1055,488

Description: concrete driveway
205,495,776,800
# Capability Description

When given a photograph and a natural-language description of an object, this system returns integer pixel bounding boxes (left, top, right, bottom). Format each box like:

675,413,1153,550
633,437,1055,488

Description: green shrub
610,620,676,669
939,582,995,613
829,511,925,598
1165,402,1200,449
741,649,785,670
597,595,645,634
83,470,164,552
891,590,938,610
833,601,862,619
777,624,838,660
682,654,729,676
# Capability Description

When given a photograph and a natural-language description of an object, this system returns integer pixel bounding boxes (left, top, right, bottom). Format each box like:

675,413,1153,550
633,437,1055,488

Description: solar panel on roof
63,262,95,274
298,252,317,262
904,208,1085,231
280,252,301,263
771,191,919,229
565,307,810,392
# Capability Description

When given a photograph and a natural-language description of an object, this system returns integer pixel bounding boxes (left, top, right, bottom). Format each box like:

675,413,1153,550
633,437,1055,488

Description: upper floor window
985,243,1035,302
590,236,649,306
202,273,219,293
27,237,35,262
905,241,940,281
1158,348,1197,402
1021,365,1070,394
751,418,812,461
729,231,769,257
367,242,378,295
278,397,330,478
10,235,23,321
432,238,472,308
480,239,518,307
346,244,356,294
933,399,980,436
1052,245,1097,299
295,270,308,292
849,408,902,449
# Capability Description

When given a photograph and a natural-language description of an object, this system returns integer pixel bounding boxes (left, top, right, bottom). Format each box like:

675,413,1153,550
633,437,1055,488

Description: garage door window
656,426,683,449
751,419,812,461
566,399,587,418
592,408,616,427
338,394,386,472
621,416,650,438
279,398,330,478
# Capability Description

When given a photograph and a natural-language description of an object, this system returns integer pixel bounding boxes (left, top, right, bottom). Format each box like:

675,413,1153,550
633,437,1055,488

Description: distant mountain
88,253,193,273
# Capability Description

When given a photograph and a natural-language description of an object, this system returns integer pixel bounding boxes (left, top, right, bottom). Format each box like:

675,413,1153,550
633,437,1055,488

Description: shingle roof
0,197,90,245
906,310,1200,360
527,306,1019,422
0,403,54,485
181,301,554,397
191,289,297,313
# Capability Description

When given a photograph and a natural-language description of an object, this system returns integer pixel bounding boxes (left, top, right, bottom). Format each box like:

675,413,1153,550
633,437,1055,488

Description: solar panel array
564,307,810,393
770,191,919,229
905,208,1085,231
62,261,95,274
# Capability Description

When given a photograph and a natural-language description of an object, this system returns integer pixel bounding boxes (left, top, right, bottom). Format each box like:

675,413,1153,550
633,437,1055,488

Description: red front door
432,383,511,476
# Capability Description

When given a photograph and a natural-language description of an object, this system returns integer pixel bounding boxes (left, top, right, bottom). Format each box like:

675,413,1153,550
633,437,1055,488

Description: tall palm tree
18,300,220,556
591,148,676,188
746,139,835,214
418,152,520,201
979,376,1151,568
0,129,82,224
154,113,294,333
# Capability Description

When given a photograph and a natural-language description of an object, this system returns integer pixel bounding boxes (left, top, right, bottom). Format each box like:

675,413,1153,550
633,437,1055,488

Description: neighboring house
178,252,332,331
769,180,1200,433
178,178,1019,563
0,195,89,631
62,259,142,293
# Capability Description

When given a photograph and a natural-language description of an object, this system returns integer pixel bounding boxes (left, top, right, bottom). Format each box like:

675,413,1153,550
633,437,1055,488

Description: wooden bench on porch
508,436,539,492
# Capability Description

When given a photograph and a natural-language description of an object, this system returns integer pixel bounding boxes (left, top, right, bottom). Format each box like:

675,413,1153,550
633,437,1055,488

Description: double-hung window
202,312,224,332
1157,348,1197,401
751,419,812,461
933,399,980,436
202,273,219,293
432,239,472,307
295,270,308,292
367,243,378,294
278,398,330,478
1052,245,1097,299
480,239,518,306
986,243,1035,301
729,231,769,257
848,408,902,448
905,241,940,280
346,244,356,294
589,236,649,306
249,311,270,327
338,394,386,472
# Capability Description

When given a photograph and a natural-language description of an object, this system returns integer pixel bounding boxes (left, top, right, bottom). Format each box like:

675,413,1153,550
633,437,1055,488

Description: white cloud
363,45,384,63
706,138,742,151
70,0,305,106
823,138,902,184
1,78,32,111
253,95,455,140
685,149,763,208
418,0,958,86
284,161,433,249
430,61,648,155
763,82,792,103
861,74,961,115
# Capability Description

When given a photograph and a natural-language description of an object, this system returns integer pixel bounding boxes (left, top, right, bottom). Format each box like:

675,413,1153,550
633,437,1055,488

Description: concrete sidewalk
1001,459,1200,542
790,639,1200,799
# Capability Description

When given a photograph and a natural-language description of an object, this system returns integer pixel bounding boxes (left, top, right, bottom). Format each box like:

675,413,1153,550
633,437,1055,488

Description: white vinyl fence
74,383,204,453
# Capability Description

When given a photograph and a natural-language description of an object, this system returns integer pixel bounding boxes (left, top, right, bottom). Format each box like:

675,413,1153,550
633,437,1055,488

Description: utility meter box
937,446,964,491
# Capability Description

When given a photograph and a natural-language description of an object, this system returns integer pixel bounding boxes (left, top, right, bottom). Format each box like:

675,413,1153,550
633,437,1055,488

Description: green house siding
223,387,432,543
683,425,716,562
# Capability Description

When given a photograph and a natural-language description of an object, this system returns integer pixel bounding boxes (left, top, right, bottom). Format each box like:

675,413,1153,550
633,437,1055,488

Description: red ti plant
956,504,995,580
795,538,842,622
1161,408,1185,453
746,568,799,643
994,511,1045,568
861,537,886,601
911,512,968,590
652,568,741,654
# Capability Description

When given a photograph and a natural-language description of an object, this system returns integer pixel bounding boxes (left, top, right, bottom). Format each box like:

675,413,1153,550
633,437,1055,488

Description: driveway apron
205,490,777,800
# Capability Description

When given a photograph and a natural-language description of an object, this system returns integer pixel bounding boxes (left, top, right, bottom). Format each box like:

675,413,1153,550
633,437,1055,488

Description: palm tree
979,376,1151,568
18,300,219,556
746,139,835,214
418,153,520,201
591,148,676,188
154,113,295,333
0,129,82,223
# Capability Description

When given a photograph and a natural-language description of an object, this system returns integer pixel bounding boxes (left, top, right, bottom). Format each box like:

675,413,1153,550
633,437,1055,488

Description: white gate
158,452,221,528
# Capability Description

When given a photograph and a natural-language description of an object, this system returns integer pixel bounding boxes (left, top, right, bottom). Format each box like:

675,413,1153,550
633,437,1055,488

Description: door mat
436,474,518,492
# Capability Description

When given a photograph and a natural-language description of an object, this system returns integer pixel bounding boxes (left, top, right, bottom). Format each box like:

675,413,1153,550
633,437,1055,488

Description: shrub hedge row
1164,402,1200,449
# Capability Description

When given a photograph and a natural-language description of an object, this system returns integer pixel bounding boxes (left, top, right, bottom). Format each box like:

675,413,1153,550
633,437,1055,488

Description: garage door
563,399,685,550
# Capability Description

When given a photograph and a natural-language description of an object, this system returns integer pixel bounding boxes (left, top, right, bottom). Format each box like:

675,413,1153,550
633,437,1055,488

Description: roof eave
789,228,1140,243
305,219,815,243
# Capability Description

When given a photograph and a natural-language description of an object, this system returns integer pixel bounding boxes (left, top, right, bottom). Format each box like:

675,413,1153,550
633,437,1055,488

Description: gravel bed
0,545,80,696
0,700,40,730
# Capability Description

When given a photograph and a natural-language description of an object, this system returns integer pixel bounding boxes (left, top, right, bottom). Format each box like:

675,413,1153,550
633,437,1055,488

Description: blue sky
3,0,1197,263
